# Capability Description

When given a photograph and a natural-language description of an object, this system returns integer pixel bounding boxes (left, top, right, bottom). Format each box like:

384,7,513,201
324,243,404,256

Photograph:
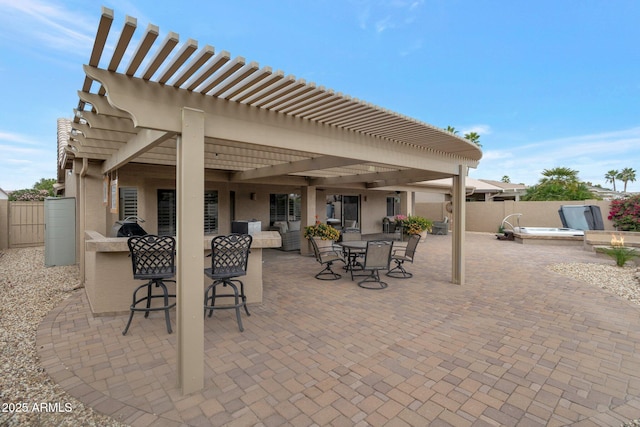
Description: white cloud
399,38,423,56
352,0,424,34
461,124,492,135
0,131,42,145
471,127,640,191
375,16,394,33
481,150,513,161
0,0,94,55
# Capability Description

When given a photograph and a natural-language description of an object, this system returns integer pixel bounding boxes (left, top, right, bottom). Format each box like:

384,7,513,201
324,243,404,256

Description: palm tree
501,175,511,183
445,126,458,135
619,167,637,193
464,132,482,148
540,167,580,184
605,170,619,192
522,167,596,201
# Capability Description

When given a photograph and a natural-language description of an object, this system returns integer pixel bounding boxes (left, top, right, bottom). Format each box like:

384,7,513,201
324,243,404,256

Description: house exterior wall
91,163,401,238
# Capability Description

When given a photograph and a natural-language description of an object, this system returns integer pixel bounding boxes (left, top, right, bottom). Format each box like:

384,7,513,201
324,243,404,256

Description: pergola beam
230,156,363,181
102,129,176,173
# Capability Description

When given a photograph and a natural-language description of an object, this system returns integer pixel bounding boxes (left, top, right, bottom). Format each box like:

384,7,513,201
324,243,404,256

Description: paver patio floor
37,232,640,426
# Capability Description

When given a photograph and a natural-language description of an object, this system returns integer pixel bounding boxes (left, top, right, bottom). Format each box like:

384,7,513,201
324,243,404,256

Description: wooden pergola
63,7,482,393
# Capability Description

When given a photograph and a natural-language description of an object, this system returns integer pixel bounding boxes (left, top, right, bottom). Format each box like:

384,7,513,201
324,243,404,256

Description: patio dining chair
123,235,176,335
357,240,393,289
204,234,252,332
386,234,420,279
310,236,344,280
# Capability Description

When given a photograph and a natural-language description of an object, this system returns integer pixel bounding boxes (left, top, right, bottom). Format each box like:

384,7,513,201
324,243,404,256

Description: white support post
176,107,205,394
452,166,466,285
399,191,412,216
300,186,316,256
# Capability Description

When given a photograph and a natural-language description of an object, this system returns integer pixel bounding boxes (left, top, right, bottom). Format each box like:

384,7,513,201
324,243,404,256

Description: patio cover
63,7,482,393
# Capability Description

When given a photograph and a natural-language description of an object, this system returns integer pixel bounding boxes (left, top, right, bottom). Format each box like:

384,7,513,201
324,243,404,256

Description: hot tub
513,227,584,237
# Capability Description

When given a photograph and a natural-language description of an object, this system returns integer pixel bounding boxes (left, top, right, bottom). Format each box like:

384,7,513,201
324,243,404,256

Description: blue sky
1,0,638,192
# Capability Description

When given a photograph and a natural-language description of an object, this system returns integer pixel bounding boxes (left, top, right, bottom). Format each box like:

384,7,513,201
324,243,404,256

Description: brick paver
37,232,640,425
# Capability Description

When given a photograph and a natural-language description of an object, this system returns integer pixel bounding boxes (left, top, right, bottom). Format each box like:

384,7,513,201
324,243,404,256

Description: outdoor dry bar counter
83,230,282,315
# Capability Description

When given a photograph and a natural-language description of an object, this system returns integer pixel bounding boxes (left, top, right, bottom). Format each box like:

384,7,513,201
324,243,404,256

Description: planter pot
315,239,335,249
307,238,336,254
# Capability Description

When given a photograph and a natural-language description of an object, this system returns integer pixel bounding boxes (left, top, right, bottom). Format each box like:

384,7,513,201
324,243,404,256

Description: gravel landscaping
0,246,638,426
0,247,126,427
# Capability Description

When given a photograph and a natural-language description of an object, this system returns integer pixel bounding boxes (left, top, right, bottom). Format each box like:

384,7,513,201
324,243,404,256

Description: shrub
602,246,639,267
395,215,432,235
608,194,640,231
303,218,340,240
8,189,50,201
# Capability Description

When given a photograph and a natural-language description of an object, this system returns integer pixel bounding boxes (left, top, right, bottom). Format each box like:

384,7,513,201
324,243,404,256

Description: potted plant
304,218,340,249
395,215,432,241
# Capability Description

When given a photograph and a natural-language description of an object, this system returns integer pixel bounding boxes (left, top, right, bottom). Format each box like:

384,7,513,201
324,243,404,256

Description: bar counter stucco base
84,231,281,316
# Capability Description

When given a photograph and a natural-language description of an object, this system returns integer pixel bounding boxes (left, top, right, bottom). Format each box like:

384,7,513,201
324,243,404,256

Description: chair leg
315,261,341,280
386,260,413,278
157,280,173,334
204,283,216,317
144,282,152,318
123,280,175,335
358,269,388,289
231,279,250,316
122,311,135,336
204,280,245,332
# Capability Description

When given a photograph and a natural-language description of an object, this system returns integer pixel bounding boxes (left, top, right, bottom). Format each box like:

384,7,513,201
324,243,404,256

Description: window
119,187,138,220
326,194,360,227
204,191,218,234
386,196,400,217
269,194,301,224
157,190,176,236
157,189,219,236
342,195,359,225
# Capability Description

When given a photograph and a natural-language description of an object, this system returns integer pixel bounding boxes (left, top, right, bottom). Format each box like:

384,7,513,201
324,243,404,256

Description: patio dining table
337,241,366,275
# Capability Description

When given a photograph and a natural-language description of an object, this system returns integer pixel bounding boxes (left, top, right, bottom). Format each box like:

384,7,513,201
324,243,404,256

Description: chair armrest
391,248,406,257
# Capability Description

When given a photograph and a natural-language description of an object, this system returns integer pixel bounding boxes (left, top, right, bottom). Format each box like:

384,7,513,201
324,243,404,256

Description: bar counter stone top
85,230,281,252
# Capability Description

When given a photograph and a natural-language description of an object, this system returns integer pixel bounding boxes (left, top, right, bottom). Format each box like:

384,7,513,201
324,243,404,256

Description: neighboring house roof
62,7,481,190
586,185,628,200
412,177,502,193
0,188,8,200
477,179,527,192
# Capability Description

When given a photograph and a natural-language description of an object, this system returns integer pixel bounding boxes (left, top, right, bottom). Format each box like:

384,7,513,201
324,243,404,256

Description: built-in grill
110,217,148,237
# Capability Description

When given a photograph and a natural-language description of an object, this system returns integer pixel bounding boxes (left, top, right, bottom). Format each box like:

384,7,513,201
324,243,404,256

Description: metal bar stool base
122,279,176,335
204,279,249,332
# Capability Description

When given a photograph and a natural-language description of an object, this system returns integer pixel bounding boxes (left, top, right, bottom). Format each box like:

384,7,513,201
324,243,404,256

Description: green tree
522,167,598,201
604,170,619,192
33,178,56,194
619,167,637,193
501,175,511,183
463,131,482,148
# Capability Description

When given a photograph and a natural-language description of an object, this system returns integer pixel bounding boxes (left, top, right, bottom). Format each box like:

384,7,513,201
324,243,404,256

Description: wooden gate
9,201,45,248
